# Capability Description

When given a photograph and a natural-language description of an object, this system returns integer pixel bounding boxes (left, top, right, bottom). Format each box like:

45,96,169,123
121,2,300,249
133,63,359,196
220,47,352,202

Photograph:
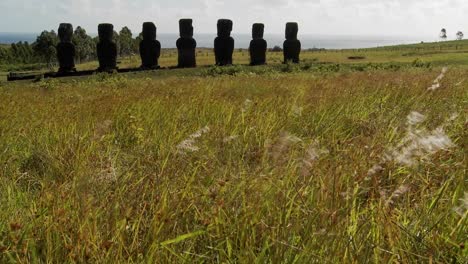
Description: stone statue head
58,23,73,43
142,22,157,40
179,19,193,38
252,23,264,39
285,22,298,40
98,23,114,42
217,19,233,38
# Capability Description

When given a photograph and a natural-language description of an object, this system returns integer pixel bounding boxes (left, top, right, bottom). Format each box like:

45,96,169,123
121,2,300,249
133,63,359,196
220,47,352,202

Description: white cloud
0,0,467,38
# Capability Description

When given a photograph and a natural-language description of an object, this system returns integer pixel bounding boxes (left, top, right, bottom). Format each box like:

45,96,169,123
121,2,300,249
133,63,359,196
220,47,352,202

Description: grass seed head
176,126,210,154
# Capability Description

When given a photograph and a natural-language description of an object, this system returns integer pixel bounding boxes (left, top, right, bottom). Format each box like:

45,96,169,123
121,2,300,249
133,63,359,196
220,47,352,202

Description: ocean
0,32,431,49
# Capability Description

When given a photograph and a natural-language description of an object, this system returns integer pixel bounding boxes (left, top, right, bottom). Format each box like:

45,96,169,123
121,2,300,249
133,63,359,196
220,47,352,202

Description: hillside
3,38,468,82
0,39,467,262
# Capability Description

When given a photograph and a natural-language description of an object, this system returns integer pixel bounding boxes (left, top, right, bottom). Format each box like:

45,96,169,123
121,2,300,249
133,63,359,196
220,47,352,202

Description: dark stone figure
97,23,117,72
249,23,267,66
57,23,76,73
283,22,301,63
214,19,234,66
176,19,197,68
139,22,161,69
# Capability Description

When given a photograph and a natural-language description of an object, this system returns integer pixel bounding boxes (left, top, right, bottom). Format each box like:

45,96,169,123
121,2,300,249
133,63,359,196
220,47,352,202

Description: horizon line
0,31,438,38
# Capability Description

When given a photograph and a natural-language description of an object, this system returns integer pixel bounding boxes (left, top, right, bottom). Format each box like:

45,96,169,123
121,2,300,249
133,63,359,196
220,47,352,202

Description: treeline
0,26,142,66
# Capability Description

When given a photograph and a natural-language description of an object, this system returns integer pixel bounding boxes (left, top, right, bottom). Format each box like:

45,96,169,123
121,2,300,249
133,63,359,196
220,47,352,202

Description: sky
0,0,467,39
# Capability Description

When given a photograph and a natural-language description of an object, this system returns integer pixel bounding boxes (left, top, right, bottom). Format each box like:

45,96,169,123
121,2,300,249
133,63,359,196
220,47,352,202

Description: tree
33,30,59,66
113,31,121,58
1,42,35,64
439,28,447,41
0,47,10,63
456,31,464,40
10,41,34,63
72,26,96,63
119,26,134,57
134,32,143,54
22,42,34,59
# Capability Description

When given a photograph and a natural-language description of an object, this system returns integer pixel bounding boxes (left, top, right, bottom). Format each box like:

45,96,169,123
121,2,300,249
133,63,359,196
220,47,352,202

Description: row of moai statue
55,20,302,73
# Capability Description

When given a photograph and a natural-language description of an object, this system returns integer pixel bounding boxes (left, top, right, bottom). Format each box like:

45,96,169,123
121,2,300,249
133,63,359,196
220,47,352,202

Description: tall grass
0,66,466,263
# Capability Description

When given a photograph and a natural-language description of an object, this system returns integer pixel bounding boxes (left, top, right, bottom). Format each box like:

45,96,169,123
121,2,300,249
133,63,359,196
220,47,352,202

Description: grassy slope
3,39,468,81
0,43,467,263
73,40,468,72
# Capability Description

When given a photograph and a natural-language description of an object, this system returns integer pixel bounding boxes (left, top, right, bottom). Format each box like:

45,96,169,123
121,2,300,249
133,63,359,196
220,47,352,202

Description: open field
4,39,468,82
0,41,467,263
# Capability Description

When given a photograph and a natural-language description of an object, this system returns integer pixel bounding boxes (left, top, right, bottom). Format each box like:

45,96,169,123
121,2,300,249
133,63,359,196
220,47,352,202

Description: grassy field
0,41,467,263
3,39,468,81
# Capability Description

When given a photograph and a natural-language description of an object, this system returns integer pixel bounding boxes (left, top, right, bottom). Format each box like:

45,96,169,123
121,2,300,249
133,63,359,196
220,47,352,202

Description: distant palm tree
440,28,447,41
456,31,464,40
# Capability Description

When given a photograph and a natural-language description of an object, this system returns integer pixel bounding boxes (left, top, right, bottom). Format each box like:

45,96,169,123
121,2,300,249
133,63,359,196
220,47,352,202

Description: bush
412,58,431,68
270,46,283,52
203,65,245,76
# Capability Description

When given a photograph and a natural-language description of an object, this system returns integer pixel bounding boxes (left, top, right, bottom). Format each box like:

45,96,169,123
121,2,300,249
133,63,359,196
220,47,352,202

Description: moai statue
249,23,267,66
56,23,76,73
139,22,161,69
283,22,301,63
176,19,197,68
214,19,234,66
97,23,117,72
